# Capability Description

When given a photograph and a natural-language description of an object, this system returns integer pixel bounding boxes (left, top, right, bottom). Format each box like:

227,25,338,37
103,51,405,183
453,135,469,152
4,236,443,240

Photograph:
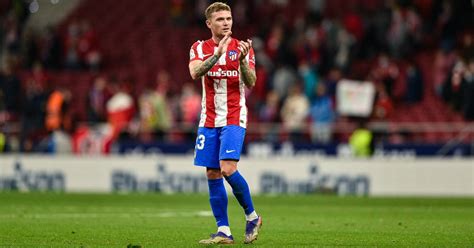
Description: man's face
206,10,232,37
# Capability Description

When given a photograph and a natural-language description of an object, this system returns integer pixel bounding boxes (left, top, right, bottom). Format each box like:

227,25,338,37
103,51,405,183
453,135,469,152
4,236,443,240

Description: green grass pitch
0,193,472,247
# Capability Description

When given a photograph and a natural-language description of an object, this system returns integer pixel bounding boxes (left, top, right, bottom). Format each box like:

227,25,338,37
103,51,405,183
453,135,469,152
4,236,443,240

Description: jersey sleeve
246,47,256,70
189,41,204,63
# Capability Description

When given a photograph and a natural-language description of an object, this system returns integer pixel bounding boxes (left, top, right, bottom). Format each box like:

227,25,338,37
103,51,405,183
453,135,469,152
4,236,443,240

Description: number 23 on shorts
196,134,206,150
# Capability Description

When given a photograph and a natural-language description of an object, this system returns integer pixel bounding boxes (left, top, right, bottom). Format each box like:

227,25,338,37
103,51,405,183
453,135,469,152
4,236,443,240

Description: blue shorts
194,125,246,169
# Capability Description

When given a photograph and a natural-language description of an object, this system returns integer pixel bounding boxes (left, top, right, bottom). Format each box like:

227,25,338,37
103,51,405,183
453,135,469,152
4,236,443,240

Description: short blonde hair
205,2,231,20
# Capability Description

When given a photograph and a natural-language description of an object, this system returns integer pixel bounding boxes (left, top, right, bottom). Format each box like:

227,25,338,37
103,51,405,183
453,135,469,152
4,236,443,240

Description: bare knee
206,168,222,179
220,160,237,177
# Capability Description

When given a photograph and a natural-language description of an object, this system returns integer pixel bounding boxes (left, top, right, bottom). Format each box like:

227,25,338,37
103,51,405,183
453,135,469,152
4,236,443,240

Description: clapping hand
216,32,232,57
238,39,252,61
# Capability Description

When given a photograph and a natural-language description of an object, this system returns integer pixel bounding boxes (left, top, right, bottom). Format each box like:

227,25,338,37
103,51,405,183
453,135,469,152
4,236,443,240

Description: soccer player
188,2,262,245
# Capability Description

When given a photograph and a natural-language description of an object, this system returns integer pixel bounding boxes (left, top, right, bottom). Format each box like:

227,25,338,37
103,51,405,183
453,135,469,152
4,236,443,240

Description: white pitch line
0,211,213,219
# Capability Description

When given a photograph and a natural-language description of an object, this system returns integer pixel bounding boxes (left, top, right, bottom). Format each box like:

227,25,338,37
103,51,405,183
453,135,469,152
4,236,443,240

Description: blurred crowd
0,0,473,154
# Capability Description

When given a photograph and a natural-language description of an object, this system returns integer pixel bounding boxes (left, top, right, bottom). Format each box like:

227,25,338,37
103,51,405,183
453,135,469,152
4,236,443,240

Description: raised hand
216,32,232,57
238,39,256,88
238,39,252,61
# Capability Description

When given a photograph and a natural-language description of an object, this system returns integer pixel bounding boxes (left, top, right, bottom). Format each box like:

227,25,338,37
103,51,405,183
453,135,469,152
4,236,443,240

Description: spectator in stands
0,114,11,152
265,22,284,60
333,21,356,72
138,73,172,142
30,62,50,90
259,90,280,122
252,37,273,72
299,61,319,102
78,20,101,71
0,128,6,152
178,82,201,141
404,59,423,104
86,76,110,123
373,86,394,120
324,67,342,100
370,53,399,100
432,1,456,51
445,59,465,112
387,3,421,58
20,75,49,152
433,48,456,97
266,21,296,67
63,21,81,70
343,7,364,44
460,32,473,62
461,59,474,120
258,90,281,142
309,82,334,143
369,2,392,54
281,83,309,142
248,63,269,109
248,37,271,108
321,18,355,73
272,64,297,99
0,59,21,121
39,26,62,70
45,87,71,132
106,78,135,140
349,119,374,157
2,11,21,59
295,14,324,69
22,27,39,69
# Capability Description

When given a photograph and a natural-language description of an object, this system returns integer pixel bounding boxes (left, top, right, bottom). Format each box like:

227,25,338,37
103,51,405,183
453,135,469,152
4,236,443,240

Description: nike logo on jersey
225,150,236,153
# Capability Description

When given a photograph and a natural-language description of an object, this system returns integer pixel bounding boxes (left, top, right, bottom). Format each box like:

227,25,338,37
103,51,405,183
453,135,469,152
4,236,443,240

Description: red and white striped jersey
189,38,255,128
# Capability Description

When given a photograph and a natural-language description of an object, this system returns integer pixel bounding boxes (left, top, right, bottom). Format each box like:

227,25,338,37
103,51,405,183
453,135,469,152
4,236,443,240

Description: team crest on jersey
190,49,195,60
228,50,237,61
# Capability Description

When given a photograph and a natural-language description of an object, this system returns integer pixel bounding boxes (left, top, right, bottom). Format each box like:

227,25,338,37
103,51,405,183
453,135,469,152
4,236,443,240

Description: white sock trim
246,211,258,221
217,226,231,236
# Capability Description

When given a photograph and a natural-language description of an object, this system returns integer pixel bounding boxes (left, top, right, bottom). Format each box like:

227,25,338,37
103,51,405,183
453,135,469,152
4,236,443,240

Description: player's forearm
191,55,220,80
240,60,256,88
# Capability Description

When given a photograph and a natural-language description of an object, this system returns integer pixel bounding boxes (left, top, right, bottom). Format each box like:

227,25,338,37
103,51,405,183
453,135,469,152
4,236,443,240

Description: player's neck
211,35,224,45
